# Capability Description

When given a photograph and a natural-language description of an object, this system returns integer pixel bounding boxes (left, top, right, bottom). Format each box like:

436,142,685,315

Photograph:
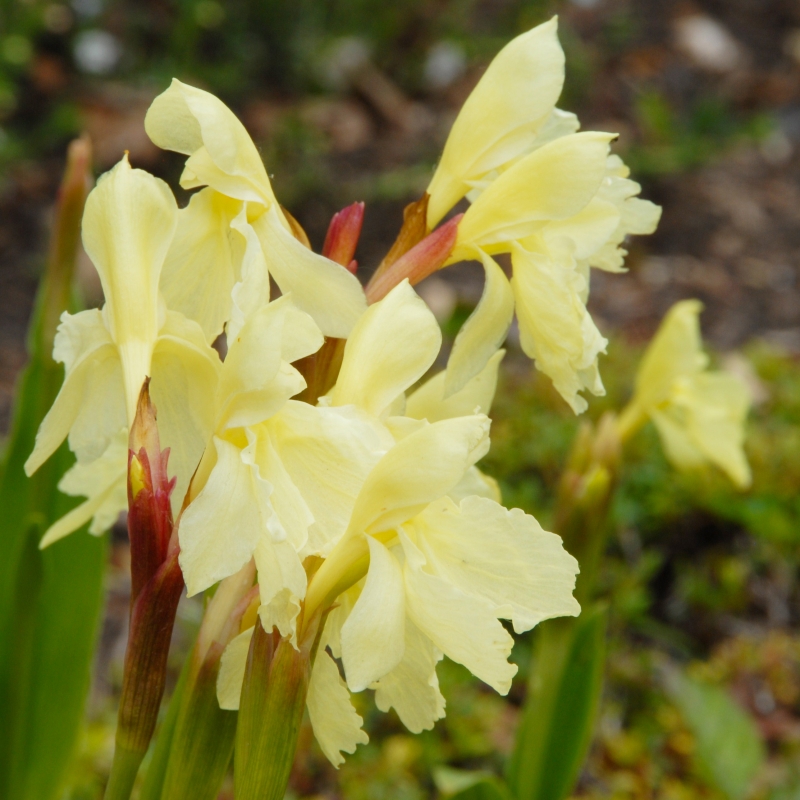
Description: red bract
323,202,365,271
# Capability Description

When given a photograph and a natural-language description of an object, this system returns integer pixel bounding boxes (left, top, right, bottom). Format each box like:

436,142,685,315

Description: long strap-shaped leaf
0,138,107,800
506,603,608,800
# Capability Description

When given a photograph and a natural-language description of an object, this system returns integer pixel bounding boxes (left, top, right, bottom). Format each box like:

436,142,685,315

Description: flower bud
323,202,365,272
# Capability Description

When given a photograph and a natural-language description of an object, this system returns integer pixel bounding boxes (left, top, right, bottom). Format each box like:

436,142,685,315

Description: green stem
234,621,312,800
105,746,143,800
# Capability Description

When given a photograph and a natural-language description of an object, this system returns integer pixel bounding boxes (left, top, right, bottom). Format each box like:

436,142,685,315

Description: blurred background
1,1,800,798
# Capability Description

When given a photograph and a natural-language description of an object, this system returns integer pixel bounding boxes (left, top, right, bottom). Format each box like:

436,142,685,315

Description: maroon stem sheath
116,549,184,754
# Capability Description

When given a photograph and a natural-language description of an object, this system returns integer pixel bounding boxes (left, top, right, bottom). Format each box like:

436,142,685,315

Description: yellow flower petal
447,467,502,504
264,402,390,557
160,188,241,343
371,619,445,734
635,299,707,410
511,241,607,414
411,495,580,633
329,280,441,417
307,649,369,768
427,17,565,226
399,529,517,694
217,626,254,711
444,253,513,397
251,206,367,339
151,311,221,513
40,430,128,547
685,372,751,488
145,79,277,206
454,132,614,256
217,298,321,432
348,415,490,536
407,349,504,423
82,155,177,422
226,205,272,343
178,435,273,596
340,537,405,692
255,535,307,644
248,427,314,552
25,334,118,476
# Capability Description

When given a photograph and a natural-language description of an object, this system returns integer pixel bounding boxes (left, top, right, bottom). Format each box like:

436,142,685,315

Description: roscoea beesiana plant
16,15,755,800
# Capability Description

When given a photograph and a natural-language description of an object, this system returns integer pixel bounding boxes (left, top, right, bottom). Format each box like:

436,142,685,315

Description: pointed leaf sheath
128,380,176,606
150,564,257,800
106,384,183,800
235,621,312,800
365,215,461,303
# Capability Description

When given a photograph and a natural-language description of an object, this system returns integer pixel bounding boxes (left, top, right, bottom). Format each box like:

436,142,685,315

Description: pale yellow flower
216,282,580,764
621,299,752,488
26,156,220,543
145,80,366,342
424,17,660,412
178,296,388,628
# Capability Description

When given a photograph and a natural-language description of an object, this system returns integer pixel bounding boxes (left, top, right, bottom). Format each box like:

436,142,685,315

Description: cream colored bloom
217,282,579,764
425,17,660,411
145,80,366,342
178,296,388,623
426,17,566,228
25,156,220,543
623,300,751,488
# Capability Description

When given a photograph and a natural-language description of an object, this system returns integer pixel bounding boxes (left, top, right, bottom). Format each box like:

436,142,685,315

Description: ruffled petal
399,530,516,694
329,280,441,417
656,372,752,488
454,132,614,256
307,649,369,767
254,535,307,644
685,372,751,488
248,426,314,552
25,340,119,476
40,429,128,547
340,537,405,692
447,467,502,504
511,241,607,414
444,253,513,397
412,495,580,634
348,415,490,536
217,297,321,432
371,619,445,733
265,402,390,557
226,205,271,343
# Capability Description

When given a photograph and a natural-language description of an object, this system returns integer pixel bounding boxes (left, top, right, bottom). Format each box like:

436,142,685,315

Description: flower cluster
25,17,674,767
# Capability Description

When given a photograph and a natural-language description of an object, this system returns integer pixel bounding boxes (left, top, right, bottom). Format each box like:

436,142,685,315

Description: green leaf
448,777,512,800
506,603,609,800
0,138,106,800
0,331,108,800
434,769,511,800
666,670,765,800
